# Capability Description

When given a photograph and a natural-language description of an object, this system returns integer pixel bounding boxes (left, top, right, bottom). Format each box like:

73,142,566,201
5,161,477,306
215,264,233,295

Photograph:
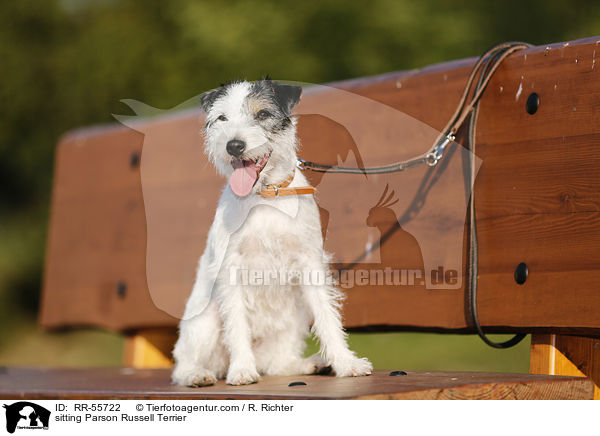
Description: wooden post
530,334,600,400
123,329,177,368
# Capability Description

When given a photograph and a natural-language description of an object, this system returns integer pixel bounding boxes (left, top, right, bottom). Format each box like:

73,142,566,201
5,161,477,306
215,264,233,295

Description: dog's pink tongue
229,159,259,197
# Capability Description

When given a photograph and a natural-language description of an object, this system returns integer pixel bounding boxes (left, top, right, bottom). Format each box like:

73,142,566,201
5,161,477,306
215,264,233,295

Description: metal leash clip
425,134,455,166
296,158,307,170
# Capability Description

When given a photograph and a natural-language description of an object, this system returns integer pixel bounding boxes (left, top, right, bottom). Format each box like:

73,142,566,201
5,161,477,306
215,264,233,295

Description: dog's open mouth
229,154,270,197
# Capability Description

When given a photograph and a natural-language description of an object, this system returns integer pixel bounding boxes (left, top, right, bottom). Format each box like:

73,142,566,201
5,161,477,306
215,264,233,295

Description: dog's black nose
226,139,246,157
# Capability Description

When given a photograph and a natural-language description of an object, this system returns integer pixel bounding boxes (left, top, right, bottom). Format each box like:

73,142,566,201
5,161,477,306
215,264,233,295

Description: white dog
171,79,372,386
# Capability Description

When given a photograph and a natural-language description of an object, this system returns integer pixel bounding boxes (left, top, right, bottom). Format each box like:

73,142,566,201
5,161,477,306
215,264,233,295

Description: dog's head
200,79,302,197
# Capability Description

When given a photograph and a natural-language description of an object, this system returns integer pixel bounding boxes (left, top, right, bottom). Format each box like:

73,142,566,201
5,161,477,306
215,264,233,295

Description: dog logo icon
3,402,50,433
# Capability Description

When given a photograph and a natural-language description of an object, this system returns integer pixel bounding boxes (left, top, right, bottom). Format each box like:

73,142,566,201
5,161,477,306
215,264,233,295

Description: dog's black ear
200,87,225,113
273,83,302,115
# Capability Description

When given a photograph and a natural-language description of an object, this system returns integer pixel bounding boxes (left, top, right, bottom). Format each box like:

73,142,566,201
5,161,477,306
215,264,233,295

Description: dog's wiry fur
172,79,372,386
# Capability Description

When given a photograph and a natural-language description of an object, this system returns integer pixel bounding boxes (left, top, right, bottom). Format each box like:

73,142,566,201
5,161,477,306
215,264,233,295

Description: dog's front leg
303,280,372,377
217,285,260,385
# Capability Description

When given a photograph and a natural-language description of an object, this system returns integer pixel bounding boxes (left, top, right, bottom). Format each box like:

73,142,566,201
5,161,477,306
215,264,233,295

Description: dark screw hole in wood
389,370,408,376
288,381,307,387
130,152,140,168
526,93,539,115
117,281,127,298
514,263,528,285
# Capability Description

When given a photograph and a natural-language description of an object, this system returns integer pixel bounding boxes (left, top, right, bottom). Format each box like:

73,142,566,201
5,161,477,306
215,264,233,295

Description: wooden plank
472,39,600,331
530,334,600,400
40,55,474,331
40,36,600,333
0,368,592,400
123,329,176,368
41,127,177,330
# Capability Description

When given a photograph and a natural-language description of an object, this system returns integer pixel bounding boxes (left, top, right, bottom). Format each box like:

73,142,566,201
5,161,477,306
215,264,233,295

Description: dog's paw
303,354,332,375
226,367,260,386
172,367,217,387
332,356,373,377
189,373,218,387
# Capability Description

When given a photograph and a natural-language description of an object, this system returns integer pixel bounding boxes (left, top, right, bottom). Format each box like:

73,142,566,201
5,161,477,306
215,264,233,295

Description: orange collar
260,172,317,198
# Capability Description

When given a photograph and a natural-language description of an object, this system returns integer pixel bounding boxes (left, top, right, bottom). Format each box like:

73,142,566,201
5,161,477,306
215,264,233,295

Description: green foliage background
0,0,598,368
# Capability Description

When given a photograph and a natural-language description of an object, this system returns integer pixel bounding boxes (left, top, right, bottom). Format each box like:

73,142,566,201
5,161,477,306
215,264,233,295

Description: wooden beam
123,329,176,368
40,36,600,334
530,334,600,400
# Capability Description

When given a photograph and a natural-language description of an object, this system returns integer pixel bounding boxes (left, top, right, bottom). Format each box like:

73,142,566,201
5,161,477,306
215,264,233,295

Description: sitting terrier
172,79,372,386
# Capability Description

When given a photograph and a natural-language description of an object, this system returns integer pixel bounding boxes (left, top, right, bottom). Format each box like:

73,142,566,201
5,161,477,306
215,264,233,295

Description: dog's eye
217,115,227,122
256,110,271,121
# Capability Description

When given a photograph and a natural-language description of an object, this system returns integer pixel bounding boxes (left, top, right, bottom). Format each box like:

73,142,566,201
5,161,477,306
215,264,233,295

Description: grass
0,321,530,373
0,322,123,367
308,332,530,373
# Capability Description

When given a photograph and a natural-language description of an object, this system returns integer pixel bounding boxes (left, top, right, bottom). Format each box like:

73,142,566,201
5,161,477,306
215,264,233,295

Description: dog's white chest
224,200,313,337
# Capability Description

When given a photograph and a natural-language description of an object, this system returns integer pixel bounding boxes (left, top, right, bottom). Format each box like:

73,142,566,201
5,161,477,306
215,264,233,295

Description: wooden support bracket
530,334,600,400
123,329,176,368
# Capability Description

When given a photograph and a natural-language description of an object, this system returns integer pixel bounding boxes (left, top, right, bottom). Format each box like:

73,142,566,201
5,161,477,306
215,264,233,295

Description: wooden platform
0,368,592,400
